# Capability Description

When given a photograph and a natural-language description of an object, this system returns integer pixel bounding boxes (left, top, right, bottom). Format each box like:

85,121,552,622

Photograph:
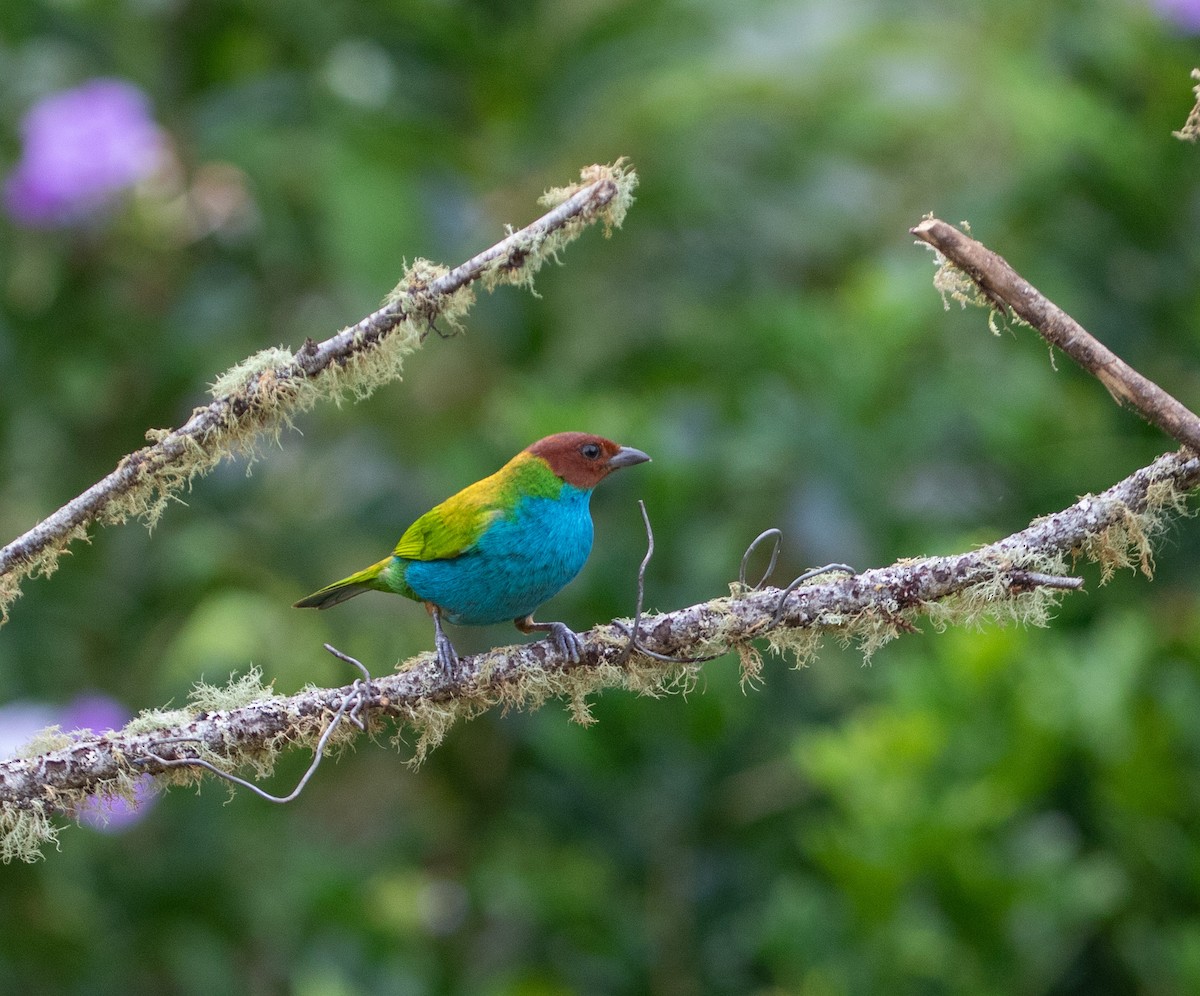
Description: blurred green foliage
1,0,1200,992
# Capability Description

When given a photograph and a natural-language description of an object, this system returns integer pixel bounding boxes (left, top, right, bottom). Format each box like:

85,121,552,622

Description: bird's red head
526,432,651,490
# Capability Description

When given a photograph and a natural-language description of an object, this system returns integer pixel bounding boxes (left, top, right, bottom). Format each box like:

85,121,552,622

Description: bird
294,432,650,676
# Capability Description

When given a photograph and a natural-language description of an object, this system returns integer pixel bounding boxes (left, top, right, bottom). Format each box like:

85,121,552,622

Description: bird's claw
546,622,584,663
434,629,459,679
430,605,460,680
514,614,585,662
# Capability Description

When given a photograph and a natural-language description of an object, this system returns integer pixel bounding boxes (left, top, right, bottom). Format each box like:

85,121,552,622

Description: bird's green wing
392,479,505,561
391,451,559,561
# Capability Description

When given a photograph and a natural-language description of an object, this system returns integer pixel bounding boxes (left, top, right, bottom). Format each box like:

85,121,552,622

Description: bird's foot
515,615,585,662
434,629,460,679
545,622,585,662
430,605,460,680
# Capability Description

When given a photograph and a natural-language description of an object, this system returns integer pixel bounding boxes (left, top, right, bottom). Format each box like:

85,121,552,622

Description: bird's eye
580,443,602,460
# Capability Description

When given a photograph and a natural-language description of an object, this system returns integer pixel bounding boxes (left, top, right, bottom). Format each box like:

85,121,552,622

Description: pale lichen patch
0,806,59,864
1173,68,1200,143
188,667,274,712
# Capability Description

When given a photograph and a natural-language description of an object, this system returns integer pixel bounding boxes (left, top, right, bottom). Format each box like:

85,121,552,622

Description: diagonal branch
911,217,1200,453
0,160,638,620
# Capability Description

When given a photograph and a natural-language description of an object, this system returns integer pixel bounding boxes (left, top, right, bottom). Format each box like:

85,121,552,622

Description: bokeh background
2,0,1200,992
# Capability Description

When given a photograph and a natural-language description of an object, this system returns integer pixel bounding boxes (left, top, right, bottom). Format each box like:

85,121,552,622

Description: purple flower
0,693,155,832
61,693,129,737
1150,0,1200,32
0,702,57,757
72,785,155,833
61,693,156,832
3,78,166,228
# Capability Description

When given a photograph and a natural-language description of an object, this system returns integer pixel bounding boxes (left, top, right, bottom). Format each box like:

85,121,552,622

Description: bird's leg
515,615,585,662
428,604,460,678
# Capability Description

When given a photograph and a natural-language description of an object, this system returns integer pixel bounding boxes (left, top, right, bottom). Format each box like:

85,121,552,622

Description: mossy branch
1,447,1197,862
1173,68,1200,143
0,160,639,622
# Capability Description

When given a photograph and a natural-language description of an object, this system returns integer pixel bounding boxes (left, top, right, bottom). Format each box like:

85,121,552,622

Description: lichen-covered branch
0,160,639,621
1,447,1196,862
911,216,1200,454
1174,68,1200,143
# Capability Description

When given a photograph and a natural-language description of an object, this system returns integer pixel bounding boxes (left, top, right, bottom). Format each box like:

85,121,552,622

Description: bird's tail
293,557,391,610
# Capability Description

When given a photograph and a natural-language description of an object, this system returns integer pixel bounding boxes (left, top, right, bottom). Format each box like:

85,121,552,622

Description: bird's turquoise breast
399,485,594,626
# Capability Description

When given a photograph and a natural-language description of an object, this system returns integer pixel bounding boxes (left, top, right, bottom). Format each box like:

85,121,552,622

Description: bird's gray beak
608,445,651,470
